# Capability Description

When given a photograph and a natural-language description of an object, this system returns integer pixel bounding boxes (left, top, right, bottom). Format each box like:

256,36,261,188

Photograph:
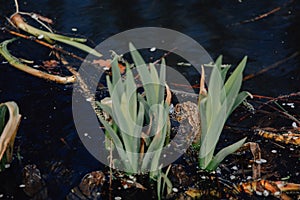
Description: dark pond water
0,0,299,199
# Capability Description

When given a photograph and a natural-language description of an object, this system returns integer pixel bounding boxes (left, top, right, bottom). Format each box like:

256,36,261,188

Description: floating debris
287,103,295,108
150,47,156,52
292,122,297,128
172,188,179,193
255,159,267,164
271,149,277,153
177,62,192,67
230,175,236,180
115,197,122,200
71,28,78,32
263,190,270,196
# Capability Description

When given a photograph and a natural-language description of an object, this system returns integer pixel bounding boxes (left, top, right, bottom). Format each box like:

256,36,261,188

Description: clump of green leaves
198,56,250,171
97,43,170,174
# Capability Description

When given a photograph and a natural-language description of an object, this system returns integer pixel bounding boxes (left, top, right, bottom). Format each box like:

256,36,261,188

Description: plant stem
14,0,19,13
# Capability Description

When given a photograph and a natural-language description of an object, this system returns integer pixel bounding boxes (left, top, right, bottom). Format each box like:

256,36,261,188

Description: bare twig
243,52,299,81
231,7,281,26
153,47,177,65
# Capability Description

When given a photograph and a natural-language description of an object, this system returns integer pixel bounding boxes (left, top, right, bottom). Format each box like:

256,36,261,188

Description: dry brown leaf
165,83,172,105
0,102,21,162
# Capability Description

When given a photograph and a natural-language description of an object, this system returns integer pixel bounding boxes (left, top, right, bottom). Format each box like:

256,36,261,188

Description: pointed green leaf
206,137,247,171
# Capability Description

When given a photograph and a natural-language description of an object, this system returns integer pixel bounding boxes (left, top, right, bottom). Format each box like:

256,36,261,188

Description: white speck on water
255,160,261,164
115,197,122,200
256,191,263,196
271,150,277,153
248,165,252,168
263,190,269,196
246,176,252,180
288,10,292,14
290,147,295,151
231,166,238,170
255,159,267,164
96,192,101,196
0,194,3,198
123,184,128,189
33,65,39,68
201,176,206,180
86,97,93,102
19,184,25,188
163,154,167,158
4,164,10,168
37,34,44,39
282,103,286,106
53,106,56,110
292,122,297,128
261,159,267,163
172,188,178,193
1,61,8,64
71,28,78,32
287,103,294,108
24,116,27,120
150,47,156,52
84,133,89,137
230,175,236,180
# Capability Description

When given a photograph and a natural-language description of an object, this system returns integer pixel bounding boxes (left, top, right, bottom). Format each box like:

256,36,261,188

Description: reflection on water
0,0,299,198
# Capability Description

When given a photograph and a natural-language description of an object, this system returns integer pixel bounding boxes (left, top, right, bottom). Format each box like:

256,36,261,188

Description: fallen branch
231,7,281,26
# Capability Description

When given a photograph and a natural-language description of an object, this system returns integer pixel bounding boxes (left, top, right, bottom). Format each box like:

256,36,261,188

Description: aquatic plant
198,56,250,171
97,43,170,174
0,101,21,172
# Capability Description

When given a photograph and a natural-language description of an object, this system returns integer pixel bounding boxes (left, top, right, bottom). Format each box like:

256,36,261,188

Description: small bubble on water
271,150,277,153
